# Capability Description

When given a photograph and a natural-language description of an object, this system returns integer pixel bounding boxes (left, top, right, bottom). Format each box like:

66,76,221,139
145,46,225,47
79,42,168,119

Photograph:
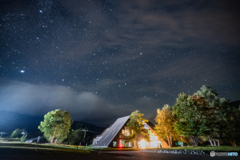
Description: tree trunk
208,136,213,146
167,135,171,147
217,140,220,146
190,136,199,146
136,134,138,149
194,137,199,146
209,140,213,146
50,136,53,144
51,130,56,144
169,135,173,147
229,139,236,147
213,140,216,146
49,136,52,143
190,137,195,146
180,137,184,146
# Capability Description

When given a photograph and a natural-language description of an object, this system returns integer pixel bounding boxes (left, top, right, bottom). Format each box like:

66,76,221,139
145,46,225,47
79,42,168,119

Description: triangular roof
92,115,169,148
92,115,129,147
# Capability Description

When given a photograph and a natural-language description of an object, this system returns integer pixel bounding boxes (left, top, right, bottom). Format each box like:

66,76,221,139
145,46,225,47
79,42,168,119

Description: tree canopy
127,110,149,148
64,129,84,145
155,104,178,147
10,128,25,138
38,109,72,143
169,85,240,147
194,85,240,146
172,93,209,146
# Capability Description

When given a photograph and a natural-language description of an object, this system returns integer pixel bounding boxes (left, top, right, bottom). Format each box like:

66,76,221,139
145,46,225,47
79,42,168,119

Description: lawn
1,138,239,153
92,147,140,151
0,141,91,154
0,141,139,153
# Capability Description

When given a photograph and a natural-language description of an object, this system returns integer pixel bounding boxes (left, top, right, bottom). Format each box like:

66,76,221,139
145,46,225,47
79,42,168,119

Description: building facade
92,116,169,148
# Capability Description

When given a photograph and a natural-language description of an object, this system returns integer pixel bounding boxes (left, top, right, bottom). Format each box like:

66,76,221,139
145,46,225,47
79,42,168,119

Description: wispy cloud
0,81,131,126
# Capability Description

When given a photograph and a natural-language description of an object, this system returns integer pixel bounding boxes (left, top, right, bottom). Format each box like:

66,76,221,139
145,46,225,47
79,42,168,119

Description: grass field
0,141,91,154
92,147,139,151
1,138,239,152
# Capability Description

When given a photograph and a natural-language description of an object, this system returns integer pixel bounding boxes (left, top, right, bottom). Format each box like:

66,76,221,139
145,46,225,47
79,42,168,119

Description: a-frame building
92,116,169,148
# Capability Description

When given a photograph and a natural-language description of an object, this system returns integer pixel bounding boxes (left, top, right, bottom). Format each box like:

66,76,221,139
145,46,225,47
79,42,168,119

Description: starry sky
0,0,240,127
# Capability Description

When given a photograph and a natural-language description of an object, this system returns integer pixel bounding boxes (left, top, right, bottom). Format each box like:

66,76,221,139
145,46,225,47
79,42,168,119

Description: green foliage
127,110,149,147
155,104,179,147
223,105,240,146
38,109,72,143
194,85,218,105
20,134,27,142
194,85,240,146
172,93,209,146
193,85,222,141
10,128,25,138
65,129,84,145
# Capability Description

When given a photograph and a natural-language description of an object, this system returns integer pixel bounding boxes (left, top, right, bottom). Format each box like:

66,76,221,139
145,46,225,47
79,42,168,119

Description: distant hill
0,111,43,133
71,121,105,134
0,111,105,135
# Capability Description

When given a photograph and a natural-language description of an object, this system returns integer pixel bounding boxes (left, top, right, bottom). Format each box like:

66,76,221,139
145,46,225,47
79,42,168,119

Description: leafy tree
38,109,72,143
154,104,178,147
194,85,239,146
10,128,25,138
221,104,240,147
172,93,209,146
194,85,219,104
65,129,84,145
127,110,149,148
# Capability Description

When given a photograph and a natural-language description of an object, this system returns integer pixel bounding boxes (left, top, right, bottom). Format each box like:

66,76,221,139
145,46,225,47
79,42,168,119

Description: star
20,70,25,73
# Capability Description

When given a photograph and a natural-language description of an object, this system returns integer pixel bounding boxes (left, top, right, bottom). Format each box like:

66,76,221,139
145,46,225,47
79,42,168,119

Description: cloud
145,53,237,84
0,81,131,126
100,0,240,51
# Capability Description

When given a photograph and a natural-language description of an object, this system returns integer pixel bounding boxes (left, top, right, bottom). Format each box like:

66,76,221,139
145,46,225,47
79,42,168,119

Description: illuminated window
128,142,131,147
122,126,130,136
122,140,125,146
125,141,128,147
113,141,117,147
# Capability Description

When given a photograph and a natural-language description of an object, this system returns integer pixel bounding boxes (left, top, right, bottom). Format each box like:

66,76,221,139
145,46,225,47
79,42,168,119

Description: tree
127,110,149,148
38,109,72,143
194,85,239,146
65,129,84,145
20,134,27,142
172,93,209,146
154,104,178,147
10,129,25,138
226,105,240,147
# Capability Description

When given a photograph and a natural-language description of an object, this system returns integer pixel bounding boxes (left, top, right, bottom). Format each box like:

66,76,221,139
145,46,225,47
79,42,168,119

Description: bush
20,134,27,142
10,129,25,138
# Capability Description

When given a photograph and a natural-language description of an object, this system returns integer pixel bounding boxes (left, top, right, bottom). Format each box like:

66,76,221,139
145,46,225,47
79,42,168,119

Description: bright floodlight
139,139,147,149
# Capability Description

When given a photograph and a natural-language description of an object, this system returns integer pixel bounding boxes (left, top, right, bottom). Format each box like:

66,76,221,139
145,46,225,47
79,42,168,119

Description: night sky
0,0,240,127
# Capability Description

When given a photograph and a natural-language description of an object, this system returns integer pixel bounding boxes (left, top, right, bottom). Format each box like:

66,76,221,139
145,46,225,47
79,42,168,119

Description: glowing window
122,127,130,136
119,139,123,148
113,141,117,147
